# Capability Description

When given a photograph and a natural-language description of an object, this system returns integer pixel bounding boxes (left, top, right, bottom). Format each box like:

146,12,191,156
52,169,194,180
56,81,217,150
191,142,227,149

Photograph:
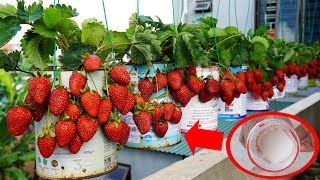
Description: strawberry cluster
245,69,284,101
307,59,320,79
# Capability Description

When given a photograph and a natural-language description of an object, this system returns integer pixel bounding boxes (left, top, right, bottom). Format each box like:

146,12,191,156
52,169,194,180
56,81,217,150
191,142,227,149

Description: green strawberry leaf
33,21,58,38
18,151,36,162
81,19,107,48
100,31,131,58
0,4,17,18
54,4,78,18
0,17,21,47
42,6,63,29
59,44,95,70
18,2,43,22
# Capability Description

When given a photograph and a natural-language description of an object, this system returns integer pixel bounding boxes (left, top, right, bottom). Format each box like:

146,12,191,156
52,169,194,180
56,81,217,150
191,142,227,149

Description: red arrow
185,120,224,155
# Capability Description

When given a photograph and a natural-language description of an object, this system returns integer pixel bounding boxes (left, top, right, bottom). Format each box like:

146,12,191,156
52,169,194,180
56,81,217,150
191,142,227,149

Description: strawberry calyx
108,111,122,128
36,124,55,140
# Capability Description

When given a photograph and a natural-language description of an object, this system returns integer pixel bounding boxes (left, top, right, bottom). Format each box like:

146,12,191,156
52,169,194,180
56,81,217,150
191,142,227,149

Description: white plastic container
246,119,300,172
181,67,219,133
316,79,320,87
298,75,308,90
284,75,298,95
246,92,269,111
35,71,118,179
272,87,285,99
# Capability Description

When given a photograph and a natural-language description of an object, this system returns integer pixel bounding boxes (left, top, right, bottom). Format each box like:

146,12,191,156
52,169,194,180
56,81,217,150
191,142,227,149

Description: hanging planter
218,65,247,121
284,75,298,96
180,66,220,132
121,64,182,148
298,75,308,90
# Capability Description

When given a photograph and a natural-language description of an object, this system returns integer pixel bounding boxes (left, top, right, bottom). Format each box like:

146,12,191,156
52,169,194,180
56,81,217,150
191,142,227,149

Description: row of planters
0,2,319,179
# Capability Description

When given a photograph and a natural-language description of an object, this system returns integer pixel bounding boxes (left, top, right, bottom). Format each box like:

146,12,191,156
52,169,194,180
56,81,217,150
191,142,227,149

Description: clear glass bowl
246,118,300,172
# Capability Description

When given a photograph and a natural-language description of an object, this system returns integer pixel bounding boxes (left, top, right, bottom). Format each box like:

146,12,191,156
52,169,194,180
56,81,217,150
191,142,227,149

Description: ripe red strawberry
77,115,98,142
55,121,76,148
171,106,182,124
80,91,101,117
37,135,56,158
205,79,220,95
153,73,168,92
110,66,130,85
167,70,183,90
247,80,257,92
109,84,128,111
153,120,168,138
199,90,214,103
6,106,32,136
133,111,152,135
118,122,130,145
173,85,192,107
233,90,241,98
187,76,201,94
262,82,272,90
49,87,69,116
271,76,279,86
152,104,164,122
254,69,263,83
245,70,254,81
199,80,205,92
268,89,274,98
25,93,48,122
222,71,234,81
288,63,295,74
236,72,246,82
138,78,154,102
83,54,102,72
69,133,83,154
277,82,285,92
222,95,234,105
103,120,123,142
261,90,269,101
221,80,235,98
120,93,136,115
69,72,87,96
254,84,262,99
235,81,247,94
98,98,112,123
66,103,81,120
28,76,51,104
275,69,284,81
163,103,175,121
186,67,197,75
283,65,288,74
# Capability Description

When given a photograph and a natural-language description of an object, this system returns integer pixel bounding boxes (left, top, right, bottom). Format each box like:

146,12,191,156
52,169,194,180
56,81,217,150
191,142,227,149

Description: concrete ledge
144,93,320,180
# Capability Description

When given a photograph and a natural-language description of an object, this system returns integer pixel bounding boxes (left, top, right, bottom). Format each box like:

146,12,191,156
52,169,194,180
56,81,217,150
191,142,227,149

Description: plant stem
87,72,98,92
215,34,242,47
15,67,35,77
104,68,110,96
213,62,236,79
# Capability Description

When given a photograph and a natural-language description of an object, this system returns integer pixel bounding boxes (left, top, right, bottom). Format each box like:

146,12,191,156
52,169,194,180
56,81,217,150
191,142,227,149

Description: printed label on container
122,112,181,148
35,118,117,179
246,92,269,111
298,75,308,89
218,93,247,120
181,96,218,132
284,75,298,94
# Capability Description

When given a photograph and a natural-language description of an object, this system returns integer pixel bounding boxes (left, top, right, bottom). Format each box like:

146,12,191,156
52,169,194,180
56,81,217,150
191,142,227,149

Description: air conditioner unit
194,0,211,12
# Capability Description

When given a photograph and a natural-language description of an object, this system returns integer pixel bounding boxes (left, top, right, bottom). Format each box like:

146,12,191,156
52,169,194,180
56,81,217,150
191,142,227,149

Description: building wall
184,0,255,33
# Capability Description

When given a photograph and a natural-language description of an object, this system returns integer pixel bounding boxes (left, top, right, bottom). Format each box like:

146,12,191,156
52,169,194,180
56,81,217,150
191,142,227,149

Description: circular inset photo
226,112,319,179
